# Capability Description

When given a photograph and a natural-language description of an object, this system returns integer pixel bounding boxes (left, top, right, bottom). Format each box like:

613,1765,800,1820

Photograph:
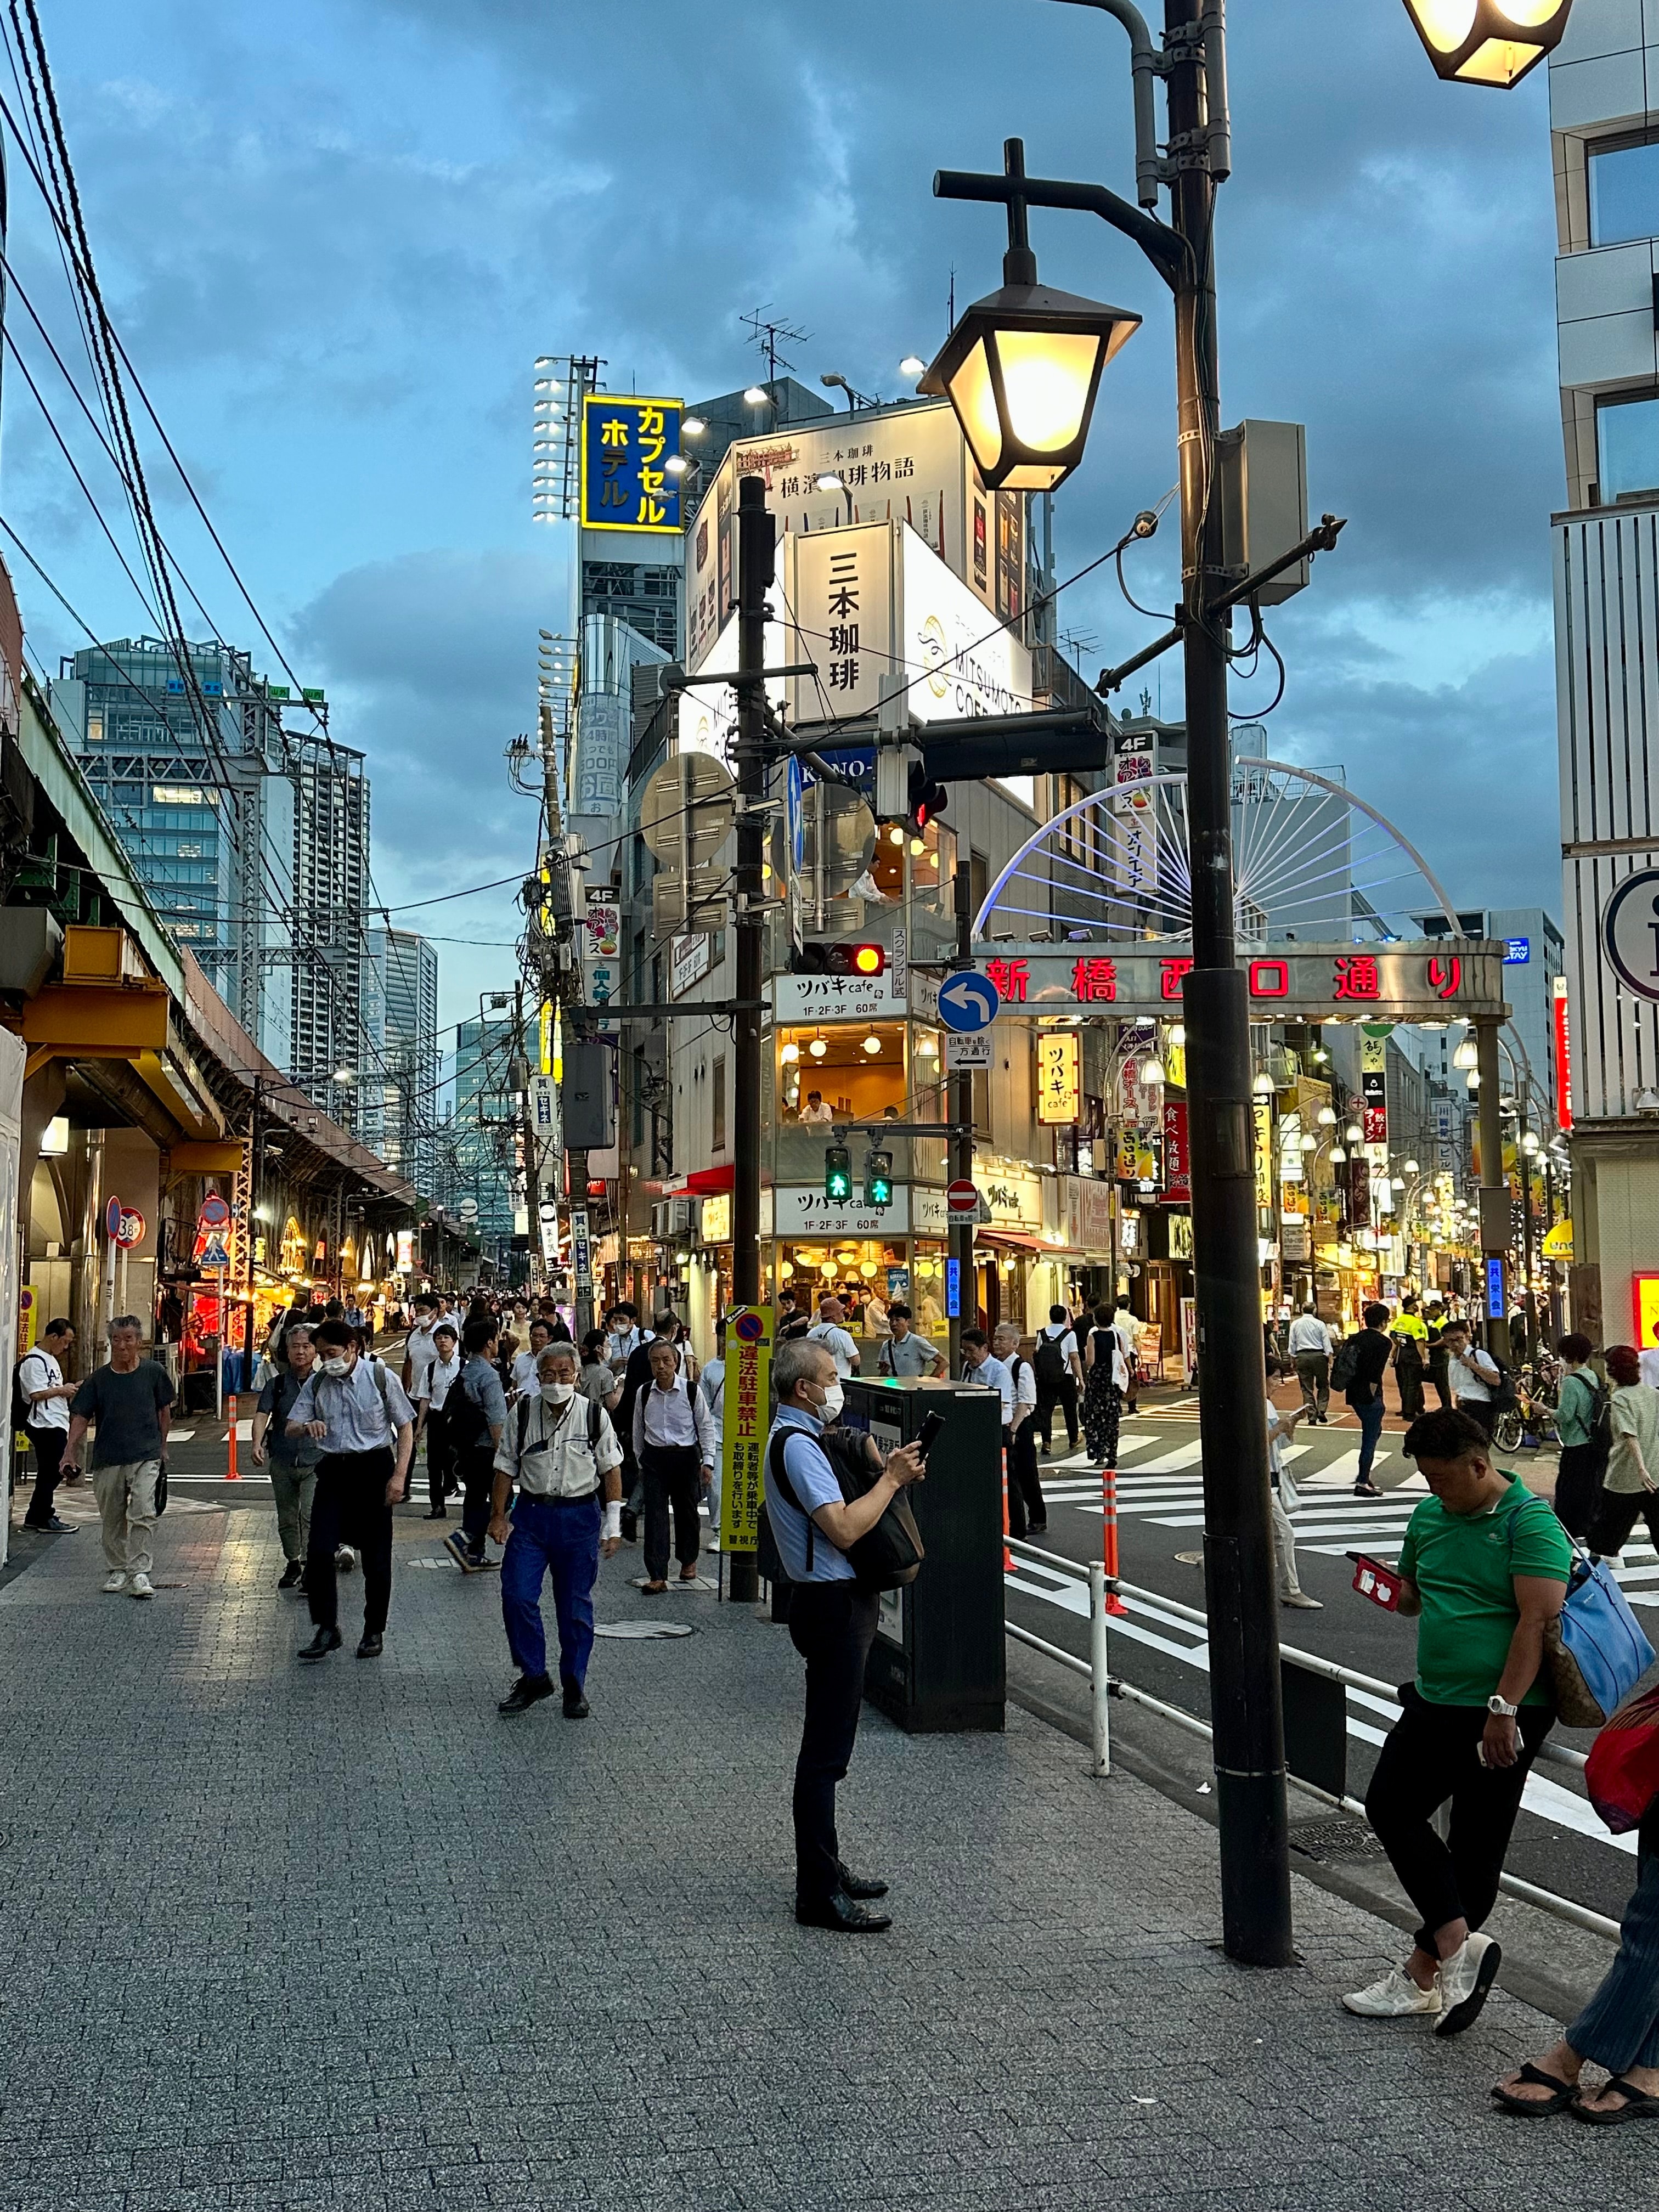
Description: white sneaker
128,1572,155,1600
101,1570,128,1594
1435,1932,1500,2037
1341,1965,1442,2018
1280,1591,1324,1609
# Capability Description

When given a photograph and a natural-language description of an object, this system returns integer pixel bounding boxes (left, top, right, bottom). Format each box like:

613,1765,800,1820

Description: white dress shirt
419,1353,462,1412
968,1352,1014,1424
633,1374,717,1463
1286,1314,1334,1356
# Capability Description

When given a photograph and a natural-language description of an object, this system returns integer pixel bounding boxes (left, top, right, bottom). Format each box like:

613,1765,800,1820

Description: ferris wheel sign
973,939,1508,1024
1602,870,1659,1003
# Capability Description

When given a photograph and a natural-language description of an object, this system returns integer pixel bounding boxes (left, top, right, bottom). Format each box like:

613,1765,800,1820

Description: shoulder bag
766,1425,923,1593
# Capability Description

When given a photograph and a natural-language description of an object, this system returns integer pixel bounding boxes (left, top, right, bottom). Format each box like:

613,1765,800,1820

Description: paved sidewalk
0,1500,1651,2210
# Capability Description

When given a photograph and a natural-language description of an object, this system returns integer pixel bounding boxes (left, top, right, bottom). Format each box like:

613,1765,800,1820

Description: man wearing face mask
490,1344,624,1716
765,1339,923,1931
286,1318,416,1661
631,1336,716,1595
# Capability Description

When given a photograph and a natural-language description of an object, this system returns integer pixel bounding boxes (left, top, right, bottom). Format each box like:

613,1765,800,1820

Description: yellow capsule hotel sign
720,1305,773,1555
580,394,684,533
1036,1029,1081,1125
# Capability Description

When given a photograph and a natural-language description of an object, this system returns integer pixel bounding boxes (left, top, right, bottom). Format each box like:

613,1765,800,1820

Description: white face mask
819,1381,844,1421
541,1380,575,1403
321,1357,351,1378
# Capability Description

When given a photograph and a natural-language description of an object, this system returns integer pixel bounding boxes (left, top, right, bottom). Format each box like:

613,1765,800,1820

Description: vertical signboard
1252,1099,1273,1209
1036,1030,1081,1125
719,1305,774,1554
1553,974,1572,1131
1163,1100,1190,1200
1360,1032,1388,1146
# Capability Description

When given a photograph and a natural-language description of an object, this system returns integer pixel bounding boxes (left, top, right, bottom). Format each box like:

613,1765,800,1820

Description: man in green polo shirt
1343,1406,1571,2037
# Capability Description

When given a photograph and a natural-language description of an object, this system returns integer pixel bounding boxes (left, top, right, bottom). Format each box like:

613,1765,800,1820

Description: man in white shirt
1032,1304,1084,1458
698,1319,727,1547
18,1317,76,1533
400,1294,444,1401
490,1343,624,1718
1441,1320,1501,1441
512,1319,551,1398
799,1090,835,1125
808,1296,861,1377
993,1322,1046,1538
1110,1296,1142,1414
1639,1318,1659,1391
606,1302,646,1374
413,1323,462,1520
631,1337,716,1594
1287,1303,1336,1424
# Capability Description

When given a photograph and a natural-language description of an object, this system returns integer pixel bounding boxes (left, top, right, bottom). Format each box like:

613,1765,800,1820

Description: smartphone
915,1410,946,1462
1346,1550,1403,1612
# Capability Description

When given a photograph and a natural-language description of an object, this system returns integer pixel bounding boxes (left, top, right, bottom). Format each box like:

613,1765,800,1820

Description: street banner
720,1305,774,1555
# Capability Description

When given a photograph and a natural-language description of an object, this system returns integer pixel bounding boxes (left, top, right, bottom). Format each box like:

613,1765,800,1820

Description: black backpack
1034,1331,1068,1387
766,1425,923,1593
446,1368,495,1454
1329,1334,1362,1393
10,1358,33,1436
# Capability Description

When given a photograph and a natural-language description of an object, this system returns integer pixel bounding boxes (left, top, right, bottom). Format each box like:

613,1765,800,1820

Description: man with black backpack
1032,1305,1084,1460
490,1342,623,1717
284,1319,416,1660
765,1338,923,1933
442,1317,509,1573
15,1316,77,1533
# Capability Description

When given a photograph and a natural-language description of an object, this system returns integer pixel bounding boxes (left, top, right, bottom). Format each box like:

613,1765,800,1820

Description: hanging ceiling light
1317,1105,1338,1126
1398,0,1574,88
1330,1146,1347,1164
1345,1123,1363,1144
1252,1070,1276,1096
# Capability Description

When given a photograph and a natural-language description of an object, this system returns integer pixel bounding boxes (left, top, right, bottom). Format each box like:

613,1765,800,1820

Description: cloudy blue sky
5,0,1564,1038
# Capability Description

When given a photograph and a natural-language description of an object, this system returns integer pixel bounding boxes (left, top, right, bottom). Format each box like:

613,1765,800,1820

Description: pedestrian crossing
1035,1435,1659,1605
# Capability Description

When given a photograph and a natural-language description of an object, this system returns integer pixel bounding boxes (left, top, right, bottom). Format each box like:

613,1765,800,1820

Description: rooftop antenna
740,305,809,425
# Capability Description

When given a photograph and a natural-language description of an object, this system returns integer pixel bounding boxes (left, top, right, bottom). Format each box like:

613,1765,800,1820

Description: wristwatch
1486,1693,1519,1718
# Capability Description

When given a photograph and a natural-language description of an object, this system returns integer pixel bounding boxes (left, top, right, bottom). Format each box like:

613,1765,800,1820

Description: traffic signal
864,1149,893,1209
793,942,885,978
907,760,949,834
825,1145,852,1202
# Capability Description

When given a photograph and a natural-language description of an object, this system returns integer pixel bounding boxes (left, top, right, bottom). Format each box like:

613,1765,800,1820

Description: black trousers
788,1581,880,1905
1396,1357,1425,1425
1035,1376,1079,1452
1364,1683,1553,1952
459,1443,496,1552
307,1449,395,1634
1426,1356,1453,1410
1555,1442,1608,1539
23,1425,67,1526
641,1442,702,1581
424,1403,456,1511
1458,1399,1497,1442
1004,1421,1044,1536
1591,1486,1659,1560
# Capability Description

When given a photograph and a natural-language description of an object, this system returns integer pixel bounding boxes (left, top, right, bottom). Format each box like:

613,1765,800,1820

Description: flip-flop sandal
1491,2063,1579,2117
1572,2078,1659,2126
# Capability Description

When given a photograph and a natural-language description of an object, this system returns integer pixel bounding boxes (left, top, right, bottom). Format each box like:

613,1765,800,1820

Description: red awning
978,1229,1048,1252
682,1165,735,1195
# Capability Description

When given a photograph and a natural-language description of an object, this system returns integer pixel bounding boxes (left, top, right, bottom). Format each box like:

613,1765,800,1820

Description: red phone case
1350,1554,1403,1611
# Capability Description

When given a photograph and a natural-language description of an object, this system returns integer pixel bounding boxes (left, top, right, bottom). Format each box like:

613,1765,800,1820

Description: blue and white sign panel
1504,937,1530,965
938,970,1001,1035
1486,1256,1505,1322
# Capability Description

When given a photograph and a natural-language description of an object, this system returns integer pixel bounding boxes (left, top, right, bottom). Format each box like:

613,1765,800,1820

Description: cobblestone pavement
0,1497,1653,2211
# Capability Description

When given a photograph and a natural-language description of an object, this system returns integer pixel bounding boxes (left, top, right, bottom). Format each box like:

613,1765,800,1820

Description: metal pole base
727,1553,759,1605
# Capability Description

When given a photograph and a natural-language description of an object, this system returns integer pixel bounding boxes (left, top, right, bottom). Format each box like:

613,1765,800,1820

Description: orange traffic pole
1001,1442,1014,1573
226,1391,239,1480
1100,1462,1127,1615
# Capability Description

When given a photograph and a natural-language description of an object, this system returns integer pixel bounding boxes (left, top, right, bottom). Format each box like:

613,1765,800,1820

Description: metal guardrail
1003,1536,1621,1944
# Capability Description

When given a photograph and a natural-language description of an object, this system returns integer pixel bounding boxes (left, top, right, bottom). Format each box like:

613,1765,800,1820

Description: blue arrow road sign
937,971,1001,1035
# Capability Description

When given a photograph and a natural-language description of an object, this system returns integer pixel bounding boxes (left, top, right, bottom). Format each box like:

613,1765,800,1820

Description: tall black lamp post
922,0,1573,1967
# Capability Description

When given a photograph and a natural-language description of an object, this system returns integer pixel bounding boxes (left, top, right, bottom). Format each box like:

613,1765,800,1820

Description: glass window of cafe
778,1021,935,1122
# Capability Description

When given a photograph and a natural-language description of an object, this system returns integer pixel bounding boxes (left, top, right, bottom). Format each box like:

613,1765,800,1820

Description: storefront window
777,1022,908,1122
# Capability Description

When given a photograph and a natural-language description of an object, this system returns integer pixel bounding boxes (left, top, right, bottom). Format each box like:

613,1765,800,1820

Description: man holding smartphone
765,1339,923,1933
1343,1407,1570,2035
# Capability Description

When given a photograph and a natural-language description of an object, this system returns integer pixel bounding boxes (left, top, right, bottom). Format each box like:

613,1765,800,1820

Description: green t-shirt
1397,1475,1572,1708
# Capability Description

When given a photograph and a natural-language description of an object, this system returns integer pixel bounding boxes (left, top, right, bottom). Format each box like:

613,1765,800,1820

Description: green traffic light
826,1144,852,1201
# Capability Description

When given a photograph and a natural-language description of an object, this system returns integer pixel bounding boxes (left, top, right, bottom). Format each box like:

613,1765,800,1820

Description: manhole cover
1173,1549,1204,1566
1289,1815,1387,1863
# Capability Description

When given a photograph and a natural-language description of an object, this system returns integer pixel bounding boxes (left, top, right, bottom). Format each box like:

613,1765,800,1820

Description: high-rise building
1547,7,1659,1336
53,639,375,1127
364,927,439,1193
446,1015,520,1259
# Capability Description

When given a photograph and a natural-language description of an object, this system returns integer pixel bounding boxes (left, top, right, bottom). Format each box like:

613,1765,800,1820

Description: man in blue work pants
490,1344,624,1718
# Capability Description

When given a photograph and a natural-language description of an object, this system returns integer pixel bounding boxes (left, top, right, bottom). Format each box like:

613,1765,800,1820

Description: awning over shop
681,1165,735,1195
978,1229,1049,1253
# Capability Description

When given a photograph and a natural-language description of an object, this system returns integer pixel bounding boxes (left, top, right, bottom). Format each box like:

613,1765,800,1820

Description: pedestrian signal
864,1149,893,1209
825,1146,853,1202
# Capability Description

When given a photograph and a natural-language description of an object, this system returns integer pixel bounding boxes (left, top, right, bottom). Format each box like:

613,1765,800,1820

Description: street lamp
1453,1034,1479,1070
1398,0,1575,88
919,144,1141,491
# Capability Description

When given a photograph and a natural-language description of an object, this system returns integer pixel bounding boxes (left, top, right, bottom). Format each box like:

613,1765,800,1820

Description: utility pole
949,855,975,1373
1165,0,1293,1968
514,978,538,1299
729,472,775,1607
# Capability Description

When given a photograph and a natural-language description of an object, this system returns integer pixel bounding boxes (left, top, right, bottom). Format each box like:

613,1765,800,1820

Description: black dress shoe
837,1865,889,1900
356,1632,383,1658
277,1560,304,1591
1027,1520,1049,1536
562,1684,590,1719
425,1506,447,1520
795,1892,891,1933
498,1673,555,1715
619,1508,637,1543
297,1627,343,1662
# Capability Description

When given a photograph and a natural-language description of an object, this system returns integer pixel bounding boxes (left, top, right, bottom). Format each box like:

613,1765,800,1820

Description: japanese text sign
580,394,683,533
969,941,1506,1023
1036,1030,1081,1125
720,1306,773,1554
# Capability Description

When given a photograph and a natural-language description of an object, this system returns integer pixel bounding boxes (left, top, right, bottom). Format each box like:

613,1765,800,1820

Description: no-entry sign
945,1180,980,1217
